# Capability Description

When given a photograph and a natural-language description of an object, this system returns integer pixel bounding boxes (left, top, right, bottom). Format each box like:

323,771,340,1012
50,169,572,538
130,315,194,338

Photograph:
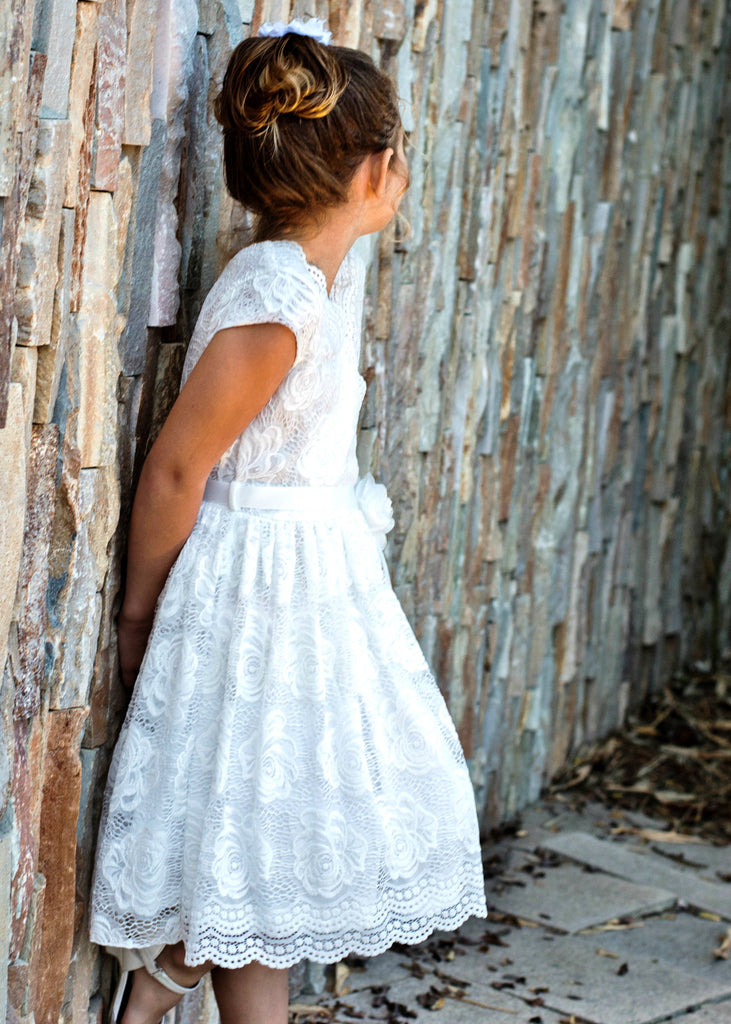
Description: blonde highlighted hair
214,33,403,241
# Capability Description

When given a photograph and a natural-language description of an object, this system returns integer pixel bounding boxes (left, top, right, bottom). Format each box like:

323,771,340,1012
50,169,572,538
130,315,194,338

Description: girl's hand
117,610,154,688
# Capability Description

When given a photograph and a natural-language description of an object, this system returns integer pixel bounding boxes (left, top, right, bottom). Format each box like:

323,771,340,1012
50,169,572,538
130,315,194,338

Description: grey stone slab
672,1002,731,1023
539,832,731,921
568,909,731,979
625,839,731,885
486,860,677,933
316,970,568,1024
446,921,731,1024
343,949,414,991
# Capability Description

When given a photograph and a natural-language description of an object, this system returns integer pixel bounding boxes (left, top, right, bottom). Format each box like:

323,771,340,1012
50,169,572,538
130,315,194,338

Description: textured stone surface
8,722,35,962
35,708,88,1024
119,119,167,374
10,345,36,452
34,0,77,118
0,0,34,196
47,465,120,709
14,426,59,718
124,0,159,145
148,0,199,326
75,191,123,467
15,120,71,348
0,50,45,427
0,387,27,672
0,668,13,819
63,2,99,210
538,832,731,921
92,0,126,191
33,207,75,424
487,860,676,933
0,818,12,1024
0,3,728,1023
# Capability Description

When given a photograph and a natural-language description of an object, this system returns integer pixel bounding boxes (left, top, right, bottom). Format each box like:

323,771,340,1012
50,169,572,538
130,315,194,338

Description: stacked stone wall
0,1,729,1022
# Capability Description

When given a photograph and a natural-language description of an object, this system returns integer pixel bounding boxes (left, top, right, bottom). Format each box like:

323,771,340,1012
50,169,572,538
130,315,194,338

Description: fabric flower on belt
355,473,395,551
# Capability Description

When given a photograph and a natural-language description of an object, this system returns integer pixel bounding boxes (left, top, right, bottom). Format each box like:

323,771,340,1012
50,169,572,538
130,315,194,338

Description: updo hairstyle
213,33,403,242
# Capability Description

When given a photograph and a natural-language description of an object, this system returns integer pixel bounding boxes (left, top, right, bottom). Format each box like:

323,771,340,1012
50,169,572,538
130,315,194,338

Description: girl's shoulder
217,239,322,300
203,239,325,331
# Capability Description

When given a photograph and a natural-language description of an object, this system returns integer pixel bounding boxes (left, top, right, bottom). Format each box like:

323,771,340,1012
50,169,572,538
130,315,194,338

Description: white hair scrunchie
257,17,332,45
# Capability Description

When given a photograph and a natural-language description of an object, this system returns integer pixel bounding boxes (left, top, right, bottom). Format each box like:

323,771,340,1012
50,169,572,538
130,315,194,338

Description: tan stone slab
76,191,122,468
9,346,36,451
63,1,99,210
124,0,158,145
0,385,26,670
35,707,88,1024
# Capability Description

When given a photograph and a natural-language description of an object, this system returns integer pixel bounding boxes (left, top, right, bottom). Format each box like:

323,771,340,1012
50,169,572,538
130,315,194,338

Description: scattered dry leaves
548,669,731,843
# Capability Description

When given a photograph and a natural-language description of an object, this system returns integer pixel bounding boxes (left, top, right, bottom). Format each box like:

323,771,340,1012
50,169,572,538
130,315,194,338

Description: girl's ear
369,148,394,198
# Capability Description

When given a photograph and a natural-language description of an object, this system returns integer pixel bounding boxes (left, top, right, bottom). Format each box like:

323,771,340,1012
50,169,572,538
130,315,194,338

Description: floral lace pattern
181,240,366,487
89,241,487,968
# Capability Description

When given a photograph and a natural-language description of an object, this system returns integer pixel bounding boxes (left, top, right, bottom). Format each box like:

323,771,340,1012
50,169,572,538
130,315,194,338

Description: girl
89,19,487,1024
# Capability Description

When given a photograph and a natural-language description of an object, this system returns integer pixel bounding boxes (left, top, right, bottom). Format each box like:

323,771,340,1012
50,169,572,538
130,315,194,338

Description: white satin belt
202,478,359,513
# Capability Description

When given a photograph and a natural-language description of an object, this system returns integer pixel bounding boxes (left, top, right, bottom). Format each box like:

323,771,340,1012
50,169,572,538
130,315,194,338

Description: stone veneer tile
93,0,126,190
0,387,27,671
34,0,77,118
34,708,88,1024
14,426,59,719
124,0,159,145
15,120,71,348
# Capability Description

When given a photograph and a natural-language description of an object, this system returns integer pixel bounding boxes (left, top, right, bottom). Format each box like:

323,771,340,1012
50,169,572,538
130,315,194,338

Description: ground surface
295,796,731,1024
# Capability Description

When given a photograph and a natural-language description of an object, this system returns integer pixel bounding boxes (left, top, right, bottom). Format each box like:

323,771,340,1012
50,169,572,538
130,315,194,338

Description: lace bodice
181,240,367,486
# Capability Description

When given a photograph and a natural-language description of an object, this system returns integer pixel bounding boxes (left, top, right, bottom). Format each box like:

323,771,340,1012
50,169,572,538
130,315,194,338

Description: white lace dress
89,239,487,968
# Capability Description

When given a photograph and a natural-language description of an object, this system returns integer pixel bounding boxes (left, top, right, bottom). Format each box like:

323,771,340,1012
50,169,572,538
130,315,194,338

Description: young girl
89,19,487,1024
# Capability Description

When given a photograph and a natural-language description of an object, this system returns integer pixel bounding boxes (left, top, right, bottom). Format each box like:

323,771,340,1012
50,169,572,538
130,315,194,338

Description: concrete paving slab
625,838,731,884
486,860,676,932
568,909,731,978
318,969,569,1023
447,921,731,1024
343,949,414,991
538,832,731,920
671,1002,731,1022
508,800,617,853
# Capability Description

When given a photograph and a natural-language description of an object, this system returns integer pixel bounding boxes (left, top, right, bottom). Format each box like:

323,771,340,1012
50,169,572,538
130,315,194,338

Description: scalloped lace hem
94,896,489,970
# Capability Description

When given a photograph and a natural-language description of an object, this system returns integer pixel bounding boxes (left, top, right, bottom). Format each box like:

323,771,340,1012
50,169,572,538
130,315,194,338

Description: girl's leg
119,942,214,1024
211,961,289,1024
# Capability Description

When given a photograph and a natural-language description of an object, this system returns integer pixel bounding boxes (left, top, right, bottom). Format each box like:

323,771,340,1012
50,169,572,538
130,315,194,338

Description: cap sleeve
181,241,323,386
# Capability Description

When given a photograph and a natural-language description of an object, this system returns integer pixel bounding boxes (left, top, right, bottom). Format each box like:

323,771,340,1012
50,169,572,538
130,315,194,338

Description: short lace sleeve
181,241,323,386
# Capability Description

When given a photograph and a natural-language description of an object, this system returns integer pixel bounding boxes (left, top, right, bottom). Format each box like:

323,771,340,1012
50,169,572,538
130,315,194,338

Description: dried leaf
416,987,446,1011
595,948,620,958
288,1004,334,1022
699,911,723,922
330,963,351,997
713,928,731,959
612,825,708,844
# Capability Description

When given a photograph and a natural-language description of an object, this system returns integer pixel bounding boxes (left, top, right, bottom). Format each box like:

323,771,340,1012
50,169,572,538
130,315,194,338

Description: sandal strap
137,949,202,996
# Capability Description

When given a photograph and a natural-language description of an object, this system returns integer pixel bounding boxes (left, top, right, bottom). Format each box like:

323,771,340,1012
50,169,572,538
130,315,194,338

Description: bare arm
118,321,297,686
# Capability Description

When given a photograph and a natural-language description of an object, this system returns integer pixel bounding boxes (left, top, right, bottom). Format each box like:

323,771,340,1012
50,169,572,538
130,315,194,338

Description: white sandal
107,945,202,1024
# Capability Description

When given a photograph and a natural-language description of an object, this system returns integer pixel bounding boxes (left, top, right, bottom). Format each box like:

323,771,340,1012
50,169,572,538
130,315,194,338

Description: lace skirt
89,498,487,968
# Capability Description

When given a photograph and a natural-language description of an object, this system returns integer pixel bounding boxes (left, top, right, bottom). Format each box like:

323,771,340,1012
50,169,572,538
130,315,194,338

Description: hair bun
217,35,349,137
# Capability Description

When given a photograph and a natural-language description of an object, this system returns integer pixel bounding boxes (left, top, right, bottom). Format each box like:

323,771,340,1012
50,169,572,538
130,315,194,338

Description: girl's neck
288,203,365,294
